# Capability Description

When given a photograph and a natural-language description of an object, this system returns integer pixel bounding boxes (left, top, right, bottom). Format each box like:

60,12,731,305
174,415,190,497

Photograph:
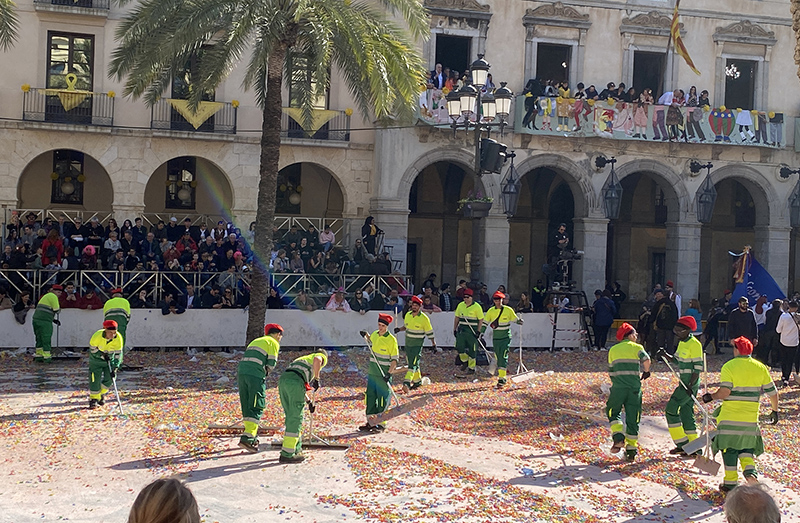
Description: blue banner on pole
731,256,785,304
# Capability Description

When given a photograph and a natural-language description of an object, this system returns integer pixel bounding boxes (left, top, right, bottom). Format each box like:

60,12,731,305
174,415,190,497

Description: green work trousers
493,336,510,378
365,374,392,426
33,318,54,360
606,385,642,450
105,315,128,349
278,372,306,458
665,386,698,448
89,358,112,400
403,341,423,387
238,373,266,439
455,327,478,369
722,448,757,488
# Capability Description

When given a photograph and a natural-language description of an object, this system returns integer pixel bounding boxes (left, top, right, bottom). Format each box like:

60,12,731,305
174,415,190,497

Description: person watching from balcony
430,63,445,89
130,289,155,309
59,281,80,309
79,287,104,310
598,82,616,100
319,225,335,253
199,285,223,309
326,287,352,312
41,229,64,268
267,286,286,309
161,291,186,315
351,289,370,315
308,251,324,273
131,217,147,243
151,220,167,241
176,231,198,259
139,232,161,264
291,289,317,311
86,217,104,249
120,230,136,254
166,217,182,242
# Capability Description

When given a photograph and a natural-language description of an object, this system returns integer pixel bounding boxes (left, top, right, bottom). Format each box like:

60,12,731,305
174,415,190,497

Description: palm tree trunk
246,45,287,344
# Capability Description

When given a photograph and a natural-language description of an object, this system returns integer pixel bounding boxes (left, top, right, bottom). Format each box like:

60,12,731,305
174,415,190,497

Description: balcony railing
33,0,110,10
22,88,115,126
150,99,238,134
281,108,351,141
512,95,784,147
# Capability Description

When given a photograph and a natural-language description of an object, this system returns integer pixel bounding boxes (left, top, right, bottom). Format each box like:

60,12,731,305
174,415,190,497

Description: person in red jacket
41,229,64,267
79,289,105,310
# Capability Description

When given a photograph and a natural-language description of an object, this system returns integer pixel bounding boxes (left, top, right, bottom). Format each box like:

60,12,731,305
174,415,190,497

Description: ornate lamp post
501,153,521,217
691,161,716,224
783,167,800,227
596,156,622,220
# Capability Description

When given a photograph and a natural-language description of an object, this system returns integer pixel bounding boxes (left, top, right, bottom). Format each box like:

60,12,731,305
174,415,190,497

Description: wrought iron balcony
22,86,115,126
280,108,351,141
33,0,110,11
150,99,238,134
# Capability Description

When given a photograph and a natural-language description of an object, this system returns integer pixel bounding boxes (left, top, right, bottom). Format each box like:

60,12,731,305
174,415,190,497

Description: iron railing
23,89,115,126
0,269,411,305
150,99,237,134
280,109,351,141
33,0,110,9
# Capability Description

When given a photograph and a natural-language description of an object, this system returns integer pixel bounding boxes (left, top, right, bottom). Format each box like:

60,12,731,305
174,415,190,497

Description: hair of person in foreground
127,478,200,523
724,483,780,523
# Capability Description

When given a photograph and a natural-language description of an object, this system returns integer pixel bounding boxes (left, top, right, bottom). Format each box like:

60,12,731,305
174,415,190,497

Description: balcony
512,95,784,148
22,87,115,127
281,108,351,141
150,99,238,134
33,0,110,15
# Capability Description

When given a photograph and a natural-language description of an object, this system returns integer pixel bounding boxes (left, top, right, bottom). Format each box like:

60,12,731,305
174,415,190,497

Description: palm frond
0,0,19,52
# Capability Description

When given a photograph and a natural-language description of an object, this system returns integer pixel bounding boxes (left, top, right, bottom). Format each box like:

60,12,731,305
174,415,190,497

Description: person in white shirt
774,300,800,387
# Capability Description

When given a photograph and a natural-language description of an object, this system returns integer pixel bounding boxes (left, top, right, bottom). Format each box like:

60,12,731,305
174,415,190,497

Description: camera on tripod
558,248,584,261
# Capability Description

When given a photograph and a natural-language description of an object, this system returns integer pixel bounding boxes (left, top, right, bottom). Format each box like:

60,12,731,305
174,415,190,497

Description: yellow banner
283,107,340,137
168,99,224,129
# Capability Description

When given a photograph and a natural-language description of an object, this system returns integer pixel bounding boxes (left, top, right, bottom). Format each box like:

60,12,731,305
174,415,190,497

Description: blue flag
731,255,785,304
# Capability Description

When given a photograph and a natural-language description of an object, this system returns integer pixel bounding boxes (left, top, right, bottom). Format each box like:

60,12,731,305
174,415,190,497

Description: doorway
633,51,664,97
435,35,471,77
536,44,571,85
724,59,756,110
651,252,666,290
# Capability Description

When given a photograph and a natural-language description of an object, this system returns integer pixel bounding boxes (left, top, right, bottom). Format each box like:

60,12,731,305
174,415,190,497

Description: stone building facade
1,0,799,314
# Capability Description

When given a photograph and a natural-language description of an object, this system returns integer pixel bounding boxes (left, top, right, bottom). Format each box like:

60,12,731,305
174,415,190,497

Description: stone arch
614,159,691,222
397,147,485,202
16,149,114,211
709,164,778,227
278,150,352,214
277,162,346,218
143,156,234,218
513,153,592,218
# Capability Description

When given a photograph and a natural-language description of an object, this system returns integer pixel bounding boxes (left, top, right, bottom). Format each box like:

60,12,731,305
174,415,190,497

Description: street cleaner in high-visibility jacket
482,291,524,388
88,320,124,409
702,336,778,493
453,289,484,375
278,350,328,464
359,313,399,433
33,284,63,362
103,288,131,350
658,315,704,456
606,322,651,461
394,296,436,392
237,323,282,453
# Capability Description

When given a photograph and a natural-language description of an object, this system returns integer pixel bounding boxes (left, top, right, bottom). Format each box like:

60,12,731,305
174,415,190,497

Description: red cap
51,284,64,291
103,320,118,329
676,315,697,331
732,336,754,355
378,313,393,325
410,295,423,305
111,288,123,295
264,323,284,335
724,289,731,294
616,322,635,341
493,291,505,300
666,280,674,287
463,288,473,296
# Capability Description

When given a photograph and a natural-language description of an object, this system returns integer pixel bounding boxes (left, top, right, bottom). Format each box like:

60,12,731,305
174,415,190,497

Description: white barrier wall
0,310,584,349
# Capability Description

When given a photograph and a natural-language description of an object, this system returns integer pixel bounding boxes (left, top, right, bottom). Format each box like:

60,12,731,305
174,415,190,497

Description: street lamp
493,83,513,119
470,55,490,88
691,161,716,224
596,156,622,220
501,152,520,217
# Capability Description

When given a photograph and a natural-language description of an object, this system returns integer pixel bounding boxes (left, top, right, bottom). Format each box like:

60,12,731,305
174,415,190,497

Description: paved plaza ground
1,346,799,522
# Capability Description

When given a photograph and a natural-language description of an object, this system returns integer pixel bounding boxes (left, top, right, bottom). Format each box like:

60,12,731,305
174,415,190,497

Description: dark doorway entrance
633,51,665,97
406,243,418,284
651,252,666,290
435,35,471,77
536,44,570,84
725,59,756,110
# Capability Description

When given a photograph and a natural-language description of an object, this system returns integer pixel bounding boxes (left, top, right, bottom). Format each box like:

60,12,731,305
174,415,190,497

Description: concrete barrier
0,309,584,349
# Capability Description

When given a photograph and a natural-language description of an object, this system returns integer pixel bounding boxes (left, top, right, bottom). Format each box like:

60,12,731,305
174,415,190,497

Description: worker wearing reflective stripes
88,320,124,409
278,350,328,464
236,324,282,453
33,285,63,362
606,323,651,461
660,316,704,455
361,313,399,432
482,291,523,388
395,296,436,392
453,289,484,373
702,336,778,493
103,289,131,349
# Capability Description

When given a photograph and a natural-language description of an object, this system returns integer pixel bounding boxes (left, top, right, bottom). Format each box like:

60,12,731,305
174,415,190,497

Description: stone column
369,199,410,275
528,218,549,289
666,221,702,314
753,225,791,293
482,213,510,292
112,204,145,224
573,217,609,294
441,215,460,287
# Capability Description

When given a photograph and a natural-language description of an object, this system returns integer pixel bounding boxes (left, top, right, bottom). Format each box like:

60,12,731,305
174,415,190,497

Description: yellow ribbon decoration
282,107,340,137
38,73,91,112
168,99,225,129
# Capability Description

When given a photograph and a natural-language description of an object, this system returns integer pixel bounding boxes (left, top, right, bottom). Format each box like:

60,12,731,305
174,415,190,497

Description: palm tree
110,0,428,343
0,0,19,51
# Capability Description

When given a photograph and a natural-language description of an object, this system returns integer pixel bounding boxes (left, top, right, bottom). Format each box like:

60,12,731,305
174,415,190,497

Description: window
536,44,570,85
51,150,85,205
166,157,196,209
288,56,328,110
654,188,667,225
276,164,301,214
724,59,756,110
633,51,664,97
170,52,216,132
46,32,94,123
434,35,472,79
